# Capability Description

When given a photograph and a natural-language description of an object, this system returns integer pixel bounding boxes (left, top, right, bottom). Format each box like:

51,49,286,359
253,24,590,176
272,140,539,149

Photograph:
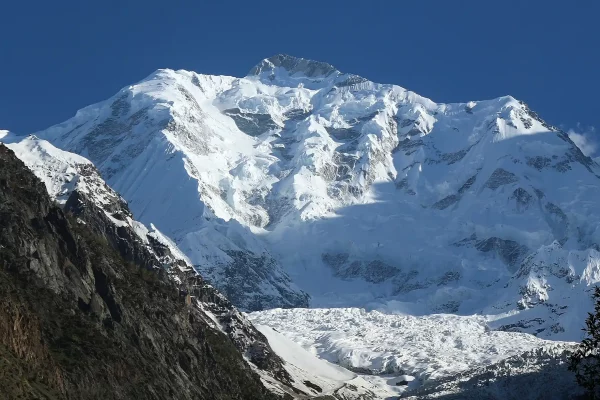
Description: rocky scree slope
32,54,600,340
0,143,285,399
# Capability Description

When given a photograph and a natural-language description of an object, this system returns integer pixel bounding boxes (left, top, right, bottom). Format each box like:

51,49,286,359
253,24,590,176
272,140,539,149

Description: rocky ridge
0,142,283,399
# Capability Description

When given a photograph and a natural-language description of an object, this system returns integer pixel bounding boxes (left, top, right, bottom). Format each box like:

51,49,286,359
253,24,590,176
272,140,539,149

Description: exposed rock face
0,144,281,399
484,168,519,190
475,237,529,270
207,250,309,312
223,108,281,137
60,167,293,385
402,345,583,400
322,253,400,283
248,54,339,78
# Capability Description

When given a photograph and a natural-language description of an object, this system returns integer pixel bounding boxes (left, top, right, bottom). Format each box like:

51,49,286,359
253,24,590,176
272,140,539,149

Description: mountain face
0,142,284,399
30,54,600,341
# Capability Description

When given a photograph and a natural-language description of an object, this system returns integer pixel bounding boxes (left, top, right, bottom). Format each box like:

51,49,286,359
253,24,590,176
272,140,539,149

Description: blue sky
1,0,598,152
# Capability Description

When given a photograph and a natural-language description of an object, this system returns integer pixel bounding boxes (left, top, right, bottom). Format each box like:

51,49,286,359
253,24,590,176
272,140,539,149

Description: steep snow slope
33,70,308,311
33,54,600,340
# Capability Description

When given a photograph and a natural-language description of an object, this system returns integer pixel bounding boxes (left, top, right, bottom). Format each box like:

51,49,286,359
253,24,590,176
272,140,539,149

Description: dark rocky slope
0,143,279,399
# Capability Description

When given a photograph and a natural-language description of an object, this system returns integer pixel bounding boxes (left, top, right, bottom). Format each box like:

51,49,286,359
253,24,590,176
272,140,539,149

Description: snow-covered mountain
29,54,600,343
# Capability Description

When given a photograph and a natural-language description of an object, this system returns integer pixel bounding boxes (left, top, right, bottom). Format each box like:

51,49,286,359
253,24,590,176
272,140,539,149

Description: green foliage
569,286,600,399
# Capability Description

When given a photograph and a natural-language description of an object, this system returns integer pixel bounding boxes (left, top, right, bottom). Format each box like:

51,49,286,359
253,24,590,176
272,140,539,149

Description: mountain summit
31,55,600,341
248,54,340,78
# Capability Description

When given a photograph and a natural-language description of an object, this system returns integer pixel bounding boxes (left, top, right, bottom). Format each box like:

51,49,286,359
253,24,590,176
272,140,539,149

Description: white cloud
567,124,597,157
